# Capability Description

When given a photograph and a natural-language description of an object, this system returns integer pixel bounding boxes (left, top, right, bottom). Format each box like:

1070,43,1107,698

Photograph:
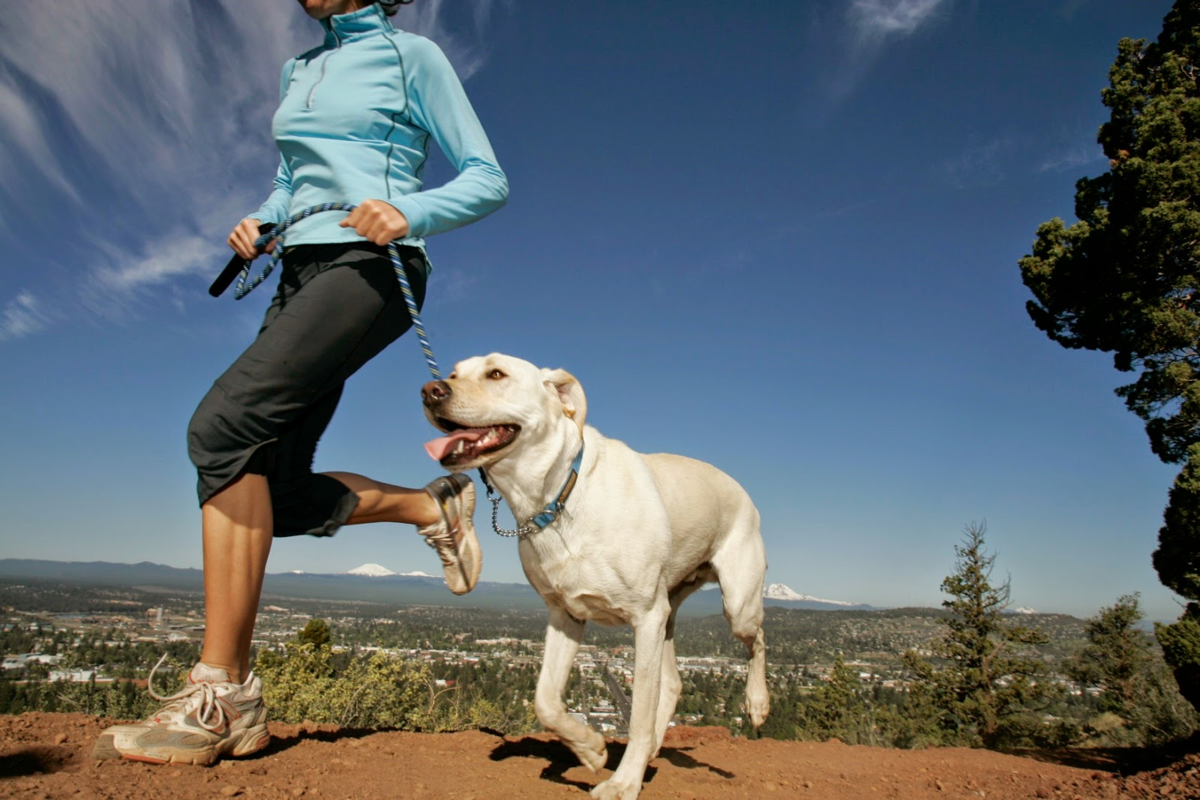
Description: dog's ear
542,368,587,434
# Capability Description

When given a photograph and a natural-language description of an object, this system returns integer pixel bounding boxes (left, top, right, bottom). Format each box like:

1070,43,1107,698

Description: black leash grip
208,222,277,298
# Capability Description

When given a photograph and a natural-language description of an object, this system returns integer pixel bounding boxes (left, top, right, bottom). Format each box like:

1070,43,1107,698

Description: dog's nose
421,380,451,405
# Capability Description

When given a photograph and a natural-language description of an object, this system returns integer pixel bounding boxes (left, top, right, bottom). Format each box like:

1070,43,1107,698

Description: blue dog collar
530,444,584,529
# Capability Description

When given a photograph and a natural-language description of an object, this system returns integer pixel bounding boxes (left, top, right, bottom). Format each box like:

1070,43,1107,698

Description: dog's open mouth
424,420,520,466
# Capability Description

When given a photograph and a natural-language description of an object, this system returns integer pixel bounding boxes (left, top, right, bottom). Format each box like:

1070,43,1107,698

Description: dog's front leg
535,606,607,772
591,603,668,800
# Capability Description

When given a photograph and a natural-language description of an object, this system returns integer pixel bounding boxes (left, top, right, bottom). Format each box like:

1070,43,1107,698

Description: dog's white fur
423,354,769,800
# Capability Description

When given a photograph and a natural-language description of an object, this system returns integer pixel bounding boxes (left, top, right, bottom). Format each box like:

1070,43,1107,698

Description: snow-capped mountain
344,563,397,577
1013,606,1037,615
763,582,860,607
399,570,436,578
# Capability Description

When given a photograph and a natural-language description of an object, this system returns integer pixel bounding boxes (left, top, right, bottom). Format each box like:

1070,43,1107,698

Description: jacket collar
320,3,392,47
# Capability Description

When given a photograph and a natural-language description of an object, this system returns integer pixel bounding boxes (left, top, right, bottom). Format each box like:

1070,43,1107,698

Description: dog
421,354,769,800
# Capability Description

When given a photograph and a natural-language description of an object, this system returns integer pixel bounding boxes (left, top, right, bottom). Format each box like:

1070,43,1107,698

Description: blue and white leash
234,202,441,380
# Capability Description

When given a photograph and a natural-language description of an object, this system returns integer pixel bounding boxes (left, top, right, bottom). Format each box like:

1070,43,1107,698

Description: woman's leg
199,472,274,684
323,471,440,527
95,246,450,764
196,471,442,684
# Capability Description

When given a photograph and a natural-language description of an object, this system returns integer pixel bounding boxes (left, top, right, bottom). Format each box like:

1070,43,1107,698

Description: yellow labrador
422,354,769,800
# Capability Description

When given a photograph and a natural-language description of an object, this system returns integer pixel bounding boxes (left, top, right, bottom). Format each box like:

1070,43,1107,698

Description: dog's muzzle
421,379,521,466
422,379,451,407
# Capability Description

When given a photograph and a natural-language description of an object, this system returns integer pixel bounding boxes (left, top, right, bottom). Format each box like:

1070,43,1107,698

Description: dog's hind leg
651,576,709,757
712,517,770,728
651,607,682,759
535,606,607,772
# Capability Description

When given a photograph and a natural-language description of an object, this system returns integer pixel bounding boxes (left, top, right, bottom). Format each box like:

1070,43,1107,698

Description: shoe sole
426,474,482,594
449,523,482,595
98,724,270,766
92,733,123,761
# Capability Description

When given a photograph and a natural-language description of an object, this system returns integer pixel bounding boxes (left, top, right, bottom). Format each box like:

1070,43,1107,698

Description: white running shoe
93,656,269,765
419,473,482,594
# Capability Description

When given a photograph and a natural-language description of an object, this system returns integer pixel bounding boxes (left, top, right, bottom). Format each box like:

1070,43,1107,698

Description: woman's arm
386,37,508,238
247,59,298,227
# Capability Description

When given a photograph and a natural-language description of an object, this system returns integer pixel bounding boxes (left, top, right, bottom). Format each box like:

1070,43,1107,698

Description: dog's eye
487,369,506,380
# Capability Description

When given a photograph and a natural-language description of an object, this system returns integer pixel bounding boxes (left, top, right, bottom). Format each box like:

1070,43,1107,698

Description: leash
218,202,441,380
212,205,585,536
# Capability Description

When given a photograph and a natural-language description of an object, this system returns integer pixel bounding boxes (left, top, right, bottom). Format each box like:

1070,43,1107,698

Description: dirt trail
3,713,1199,799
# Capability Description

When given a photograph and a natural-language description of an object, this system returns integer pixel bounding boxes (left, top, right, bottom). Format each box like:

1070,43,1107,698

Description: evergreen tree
904,523,1055,748
1017,0,1200,707
1067,593,1198,745
298,619,332,648
803,655,869,744
1067,594,1152,714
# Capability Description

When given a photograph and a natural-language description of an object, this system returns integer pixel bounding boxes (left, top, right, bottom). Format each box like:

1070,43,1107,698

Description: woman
94,0,507,765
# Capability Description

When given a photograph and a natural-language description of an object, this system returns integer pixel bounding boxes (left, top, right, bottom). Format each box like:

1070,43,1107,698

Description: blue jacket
251,4,508,251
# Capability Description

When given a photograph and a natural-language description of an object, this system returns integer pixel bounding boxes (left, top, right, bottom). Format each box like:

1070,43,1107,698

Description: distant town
0,558,1097,741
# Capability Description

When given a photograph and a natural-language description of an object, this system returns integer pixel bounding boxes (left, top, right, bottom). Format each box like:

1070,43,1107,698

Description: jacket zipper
306,26,342,109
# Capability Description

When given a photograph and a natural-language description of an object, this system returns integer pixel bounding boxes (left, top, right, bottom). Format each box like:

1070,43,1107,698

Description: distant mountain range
763,582,867,608
341,563,435,579
0,559,874,615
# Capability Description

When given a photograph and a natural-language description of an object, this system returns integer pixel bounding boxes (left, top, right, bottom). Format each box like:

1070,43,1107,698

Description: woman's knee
187,390,221,466
187,384,255,470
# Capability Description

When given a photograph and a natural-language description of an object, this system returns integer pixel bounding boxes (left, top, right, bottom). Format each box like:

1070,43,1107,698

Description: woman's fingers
339,200,410,244
228,218,265,260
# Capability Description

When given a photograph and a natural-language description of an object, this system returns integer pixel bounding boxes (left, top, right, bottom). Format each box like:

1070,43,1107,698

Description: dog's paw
745,689,770,728
573,733,607,773
589,776,640,800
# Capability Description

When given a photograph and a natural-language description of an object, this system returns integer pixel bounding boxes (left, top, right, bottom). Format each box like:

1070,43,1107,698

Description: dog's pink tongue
424,429,487,461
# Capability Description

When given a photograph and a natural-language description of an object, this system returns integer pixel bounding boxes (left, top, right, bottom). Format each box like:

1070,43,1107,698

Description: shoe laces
422,522,459,565
146,653,230,733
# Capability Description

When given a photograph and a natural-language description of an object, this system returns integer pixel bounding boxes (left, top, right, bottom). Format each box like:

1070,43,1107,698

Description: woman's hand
340,199,411,245
228,218,274,260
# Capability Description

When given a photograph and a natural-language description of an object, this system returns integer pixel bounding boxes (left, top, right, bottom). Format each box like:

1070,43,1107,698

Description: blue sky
0,0,1187,621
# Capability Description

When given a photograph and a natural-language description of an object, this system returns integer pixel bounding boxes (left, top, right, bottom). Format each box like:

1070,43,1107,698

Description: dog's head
421,353,586,471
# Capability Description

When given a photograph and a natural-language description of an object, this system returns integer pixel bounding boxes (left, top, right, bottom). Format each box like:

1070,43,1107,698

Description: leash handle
232,203,358,300
209,223,276,297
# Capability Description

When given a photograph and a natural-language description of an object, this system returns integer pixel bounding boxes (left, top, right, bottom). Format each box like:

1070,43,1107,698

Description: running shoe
92,657,269,765
419,473,482,594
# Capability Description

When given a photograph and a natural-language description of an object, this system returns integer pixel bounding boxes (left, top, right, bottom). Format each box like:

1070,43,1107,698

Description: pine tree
904,523,1055,748
1067,593,1198,744
1018,0,1200,708
803,654,869,744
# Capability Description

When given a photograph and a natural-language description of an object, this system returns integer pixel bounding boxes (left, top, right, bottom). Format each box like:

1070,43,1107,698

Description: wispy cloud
942,136,1014,189
1059,0,1092,18
826,0,953,98
0,291,52,342
1036,142,1105,175
849,0,949,43
427,266,482,309
82,234,225,323
0,75,80,205
0,0,505,340
404,0,508,80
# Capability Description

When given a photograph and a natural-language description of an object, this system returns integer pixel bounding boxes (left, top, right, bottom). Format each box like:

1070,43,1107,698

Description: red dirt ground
3,712,1199,799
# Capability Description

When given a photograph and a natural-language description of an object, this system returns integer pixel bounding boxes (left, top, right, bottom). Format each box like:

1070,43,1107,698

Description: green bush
1155,604,1200,717
255,642,428,729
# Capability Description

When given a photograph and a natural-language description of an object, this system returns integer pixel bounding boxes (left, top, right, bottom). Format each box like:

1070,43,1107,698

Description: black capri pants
188,241,428,537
